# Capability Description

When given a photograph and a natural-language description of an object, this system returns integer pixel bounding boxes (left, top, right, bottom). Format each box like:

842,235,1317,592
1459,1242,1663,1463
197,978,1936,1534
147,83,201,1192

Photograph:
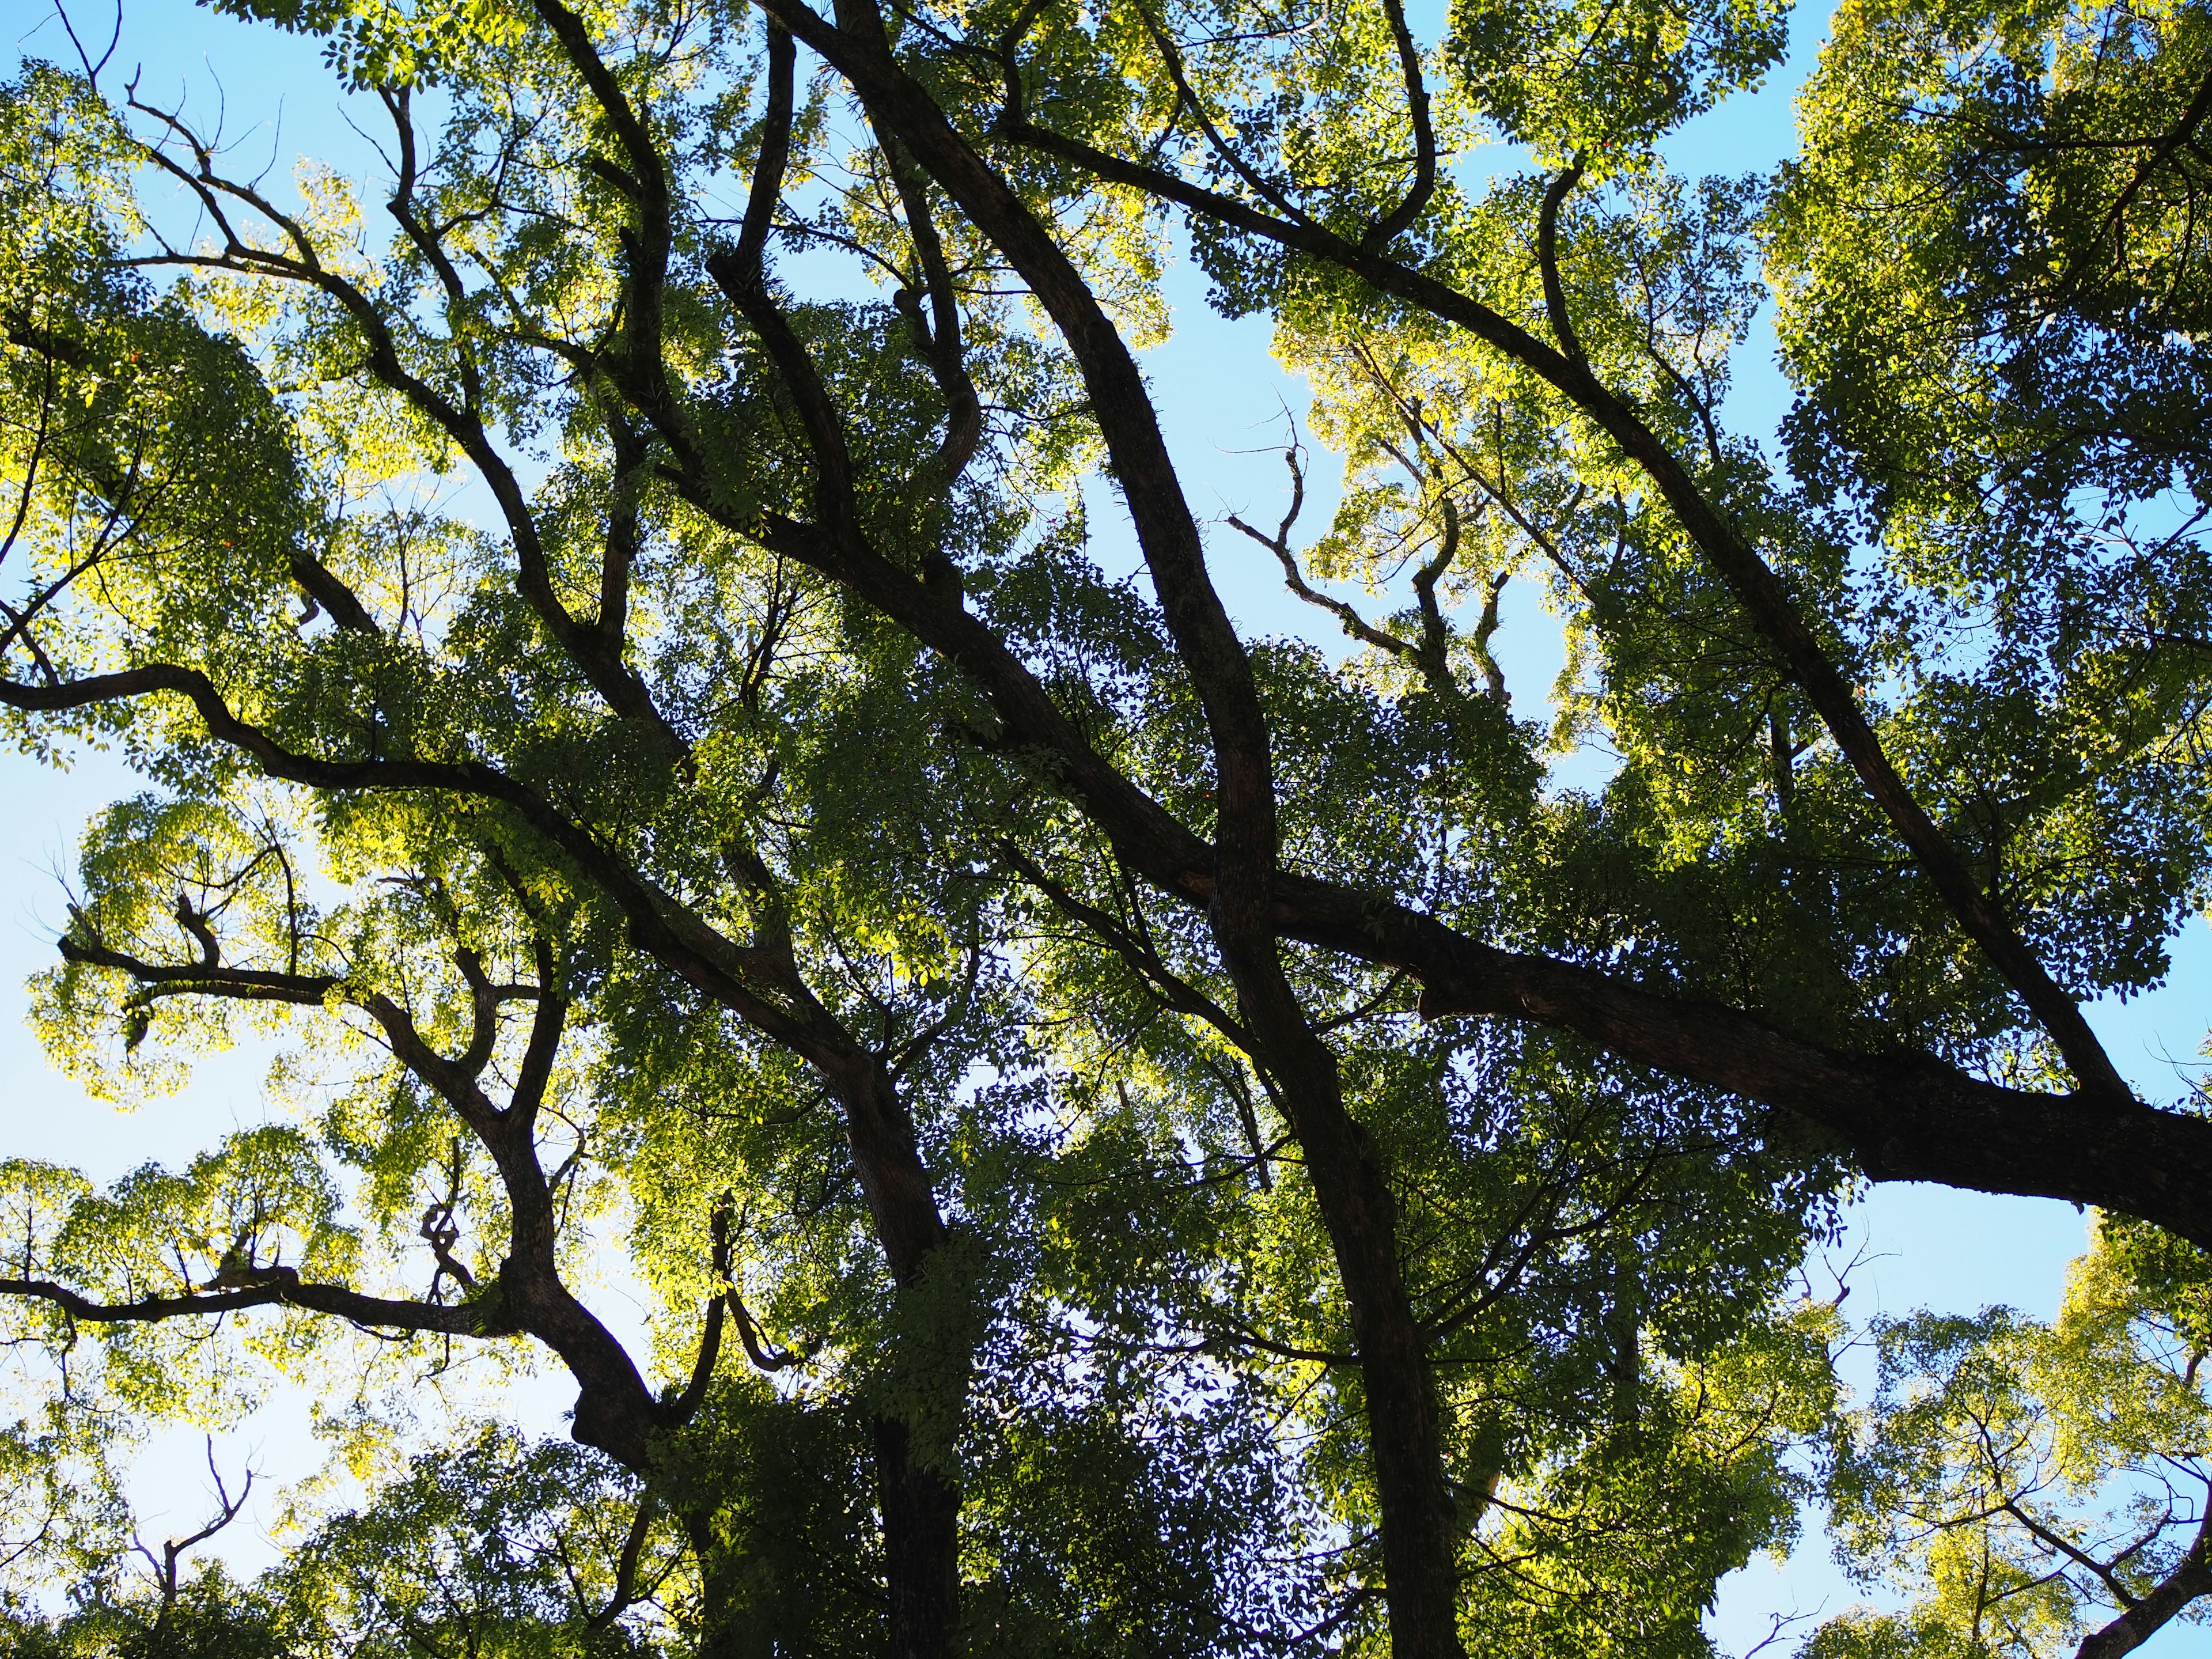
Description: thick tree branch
1536,154,1588,367
288,549,378,634
588,1493,661,1629
647,484,2212,1272
0,1269,509,1336
528,0,680,429
2077,1504,2212,1658
706,23,865,543
48,648,2212,1262
1363,0,1438,251
760,0,1285,918
990,99,2131,1103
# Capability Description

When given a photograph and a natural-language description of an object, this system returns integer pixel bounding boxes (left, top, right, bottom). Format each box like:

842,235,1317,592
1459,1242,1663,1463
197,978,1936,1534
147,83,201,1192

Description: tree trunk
876,1415,964,1659
830,1049,969,1659
1264,1024,1464,1659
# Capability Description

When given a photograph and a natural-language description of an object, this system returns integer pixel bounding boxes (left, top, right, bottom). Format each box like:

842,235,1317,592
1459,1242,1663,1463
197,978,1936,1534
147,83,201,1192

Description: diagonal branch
587,1493,661,1629
999,838,1255,1050
2076,1501,2212,1659
989,85,2130,1103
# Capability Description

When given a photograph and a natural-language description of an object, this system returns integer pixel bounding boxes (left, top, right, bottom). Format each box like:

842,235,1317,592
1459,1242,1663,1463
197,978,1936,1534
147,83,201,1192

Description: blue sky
3,0,2209,1644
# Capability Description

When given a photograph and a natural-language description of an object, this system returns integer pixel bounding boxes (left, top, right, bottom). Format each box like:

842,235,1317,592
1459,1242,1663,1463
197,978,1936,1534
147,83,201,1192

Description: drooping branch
1127,2,1313,229
737,18,796,277
706,20,864,543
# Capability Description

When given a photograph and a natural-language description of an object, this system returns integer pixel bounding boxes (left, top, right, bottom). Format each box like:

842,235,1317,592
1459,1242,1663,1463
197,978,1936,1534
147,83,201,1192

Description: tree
1823,1221,2212,1659
0,0,2209,1649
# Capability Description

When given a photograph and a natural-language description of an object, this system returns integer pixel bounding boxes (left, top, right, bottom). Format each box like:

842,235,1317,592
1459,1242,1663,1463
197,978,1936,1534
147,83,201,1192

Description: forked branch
134,1439,252,1616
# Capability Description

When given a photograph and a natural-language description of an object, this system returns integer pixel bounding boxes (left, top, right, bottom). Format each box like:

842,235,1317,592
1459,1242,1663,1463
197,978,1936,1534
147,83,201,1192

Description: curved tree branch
988,92,2131,1103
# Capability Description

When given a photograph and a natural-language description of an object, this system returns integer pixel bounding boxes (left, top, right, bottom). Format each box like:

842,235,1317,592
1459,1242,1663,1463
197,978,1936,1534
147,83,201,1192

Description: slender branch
999,838,1256,1050
1130,5,1314,228
1228,446,1419,662
143,1439,252,1613
1999,1500,2141,1609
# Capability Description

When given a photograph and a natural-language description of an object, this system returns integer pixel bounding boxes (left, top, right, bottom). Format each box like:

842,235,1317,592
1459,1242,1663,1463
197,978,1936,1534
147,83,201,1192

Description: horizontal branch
0,1269,510,1336
61,935,339,1004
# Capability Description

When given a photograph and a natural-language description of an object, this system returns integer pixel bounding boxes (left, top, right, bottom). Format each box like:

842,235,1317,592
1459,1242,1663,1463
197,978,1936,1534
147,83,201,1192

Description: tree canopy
1,0,2210,1652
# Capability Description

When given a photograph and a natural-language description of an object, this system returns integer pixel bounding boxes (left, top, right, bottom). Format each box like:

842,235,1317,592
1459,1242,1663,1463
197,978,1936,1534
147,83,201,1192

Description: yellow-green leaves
1825,1223,2212,1656
207,0,528,90
0,76,317,726
1448,0,1791,159
0,1131,358,1418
